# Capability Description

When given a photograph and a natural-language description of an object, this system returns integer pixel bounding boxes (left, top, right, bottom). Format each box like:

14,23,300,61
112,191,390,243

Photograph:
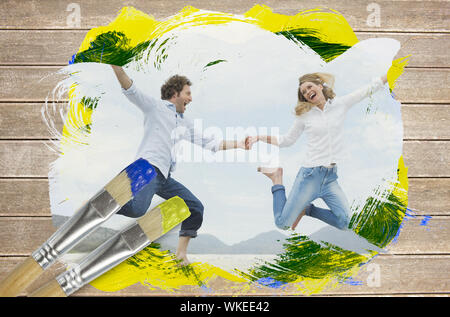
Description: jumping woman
246,72,388,231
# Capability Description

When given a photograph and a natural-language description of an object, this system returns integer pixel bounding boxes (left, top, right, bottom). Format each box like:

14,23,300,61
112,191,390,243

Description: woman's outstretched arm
339,74,388,110
246,118,305,149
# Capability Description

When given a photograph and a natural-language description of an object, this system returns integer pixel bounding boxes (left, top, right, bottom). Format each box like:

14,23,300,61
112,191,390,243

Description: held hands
244,136,258,150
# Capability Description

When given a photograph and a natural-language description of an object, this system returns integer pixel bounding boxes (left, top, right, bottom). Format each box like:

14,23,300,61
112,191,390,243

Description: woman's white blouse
278,77,385,167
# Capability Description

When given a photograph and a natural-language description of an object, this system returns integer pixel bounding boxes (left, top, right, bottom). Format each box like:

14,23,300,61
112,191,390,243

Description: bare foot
291,208,306,230
175,252,190,267
257,167,283,185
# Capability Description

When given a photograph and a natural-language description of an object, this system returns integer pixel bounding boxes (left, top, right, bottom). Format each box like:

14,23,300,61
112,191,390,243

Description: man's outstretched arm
111,65,133,90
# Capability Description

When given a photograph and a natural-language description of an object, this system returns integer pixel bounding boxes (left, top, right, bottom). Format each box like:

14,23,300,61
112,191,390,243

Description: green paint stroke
241,235,370,284
203,59,227,70
70,28,348,67
350,186,407,248
71,31,153,66
70,19,408,293
241,180,406,286
276,28,351,62
81,96,100,110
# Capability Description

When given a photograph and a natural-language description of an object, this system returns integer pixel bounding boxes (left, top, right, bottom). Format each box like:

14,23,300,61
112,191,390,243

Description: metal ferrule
56,223,151,296
32,189,121,270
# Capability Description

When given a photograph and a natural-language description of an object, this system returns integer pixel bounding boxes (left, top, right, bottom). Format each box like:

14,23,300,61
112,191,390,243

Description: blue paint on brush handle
124,158,156,196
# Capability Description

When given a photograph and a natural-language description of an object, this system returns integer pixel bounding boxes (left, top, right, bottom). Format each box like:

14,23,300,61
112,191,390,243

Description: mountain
52,215,117,253
156,230,288,254
52,215,289,255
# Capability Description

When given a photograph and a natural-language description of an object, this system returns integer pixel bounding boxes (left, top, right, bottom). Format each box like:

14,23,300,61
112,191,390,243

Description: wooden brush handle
0,257,44,297
29,280,66,297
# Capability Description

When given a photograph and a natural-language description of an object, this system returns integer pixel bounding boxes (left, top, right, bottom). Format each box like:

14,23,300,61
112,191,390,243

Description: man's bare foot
175,251,190,266
257,167,283,185
175,236,191,266
291,208,307,230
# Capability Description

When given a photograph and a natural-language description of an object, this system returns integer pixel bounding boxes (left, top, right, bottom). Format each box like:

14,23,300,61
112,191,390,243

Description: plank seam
0,28,449,34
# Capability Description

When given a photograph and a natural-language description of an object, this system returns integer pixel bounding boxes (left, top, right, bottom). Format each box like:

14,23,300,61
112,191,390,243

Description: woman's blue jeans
271,165,351,230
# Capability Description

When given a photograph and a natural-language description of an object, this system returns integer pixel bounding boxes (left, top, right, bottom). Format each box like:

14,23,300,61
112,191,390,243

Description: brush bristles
137,207,163,241
137,197,191,241
104,170,133,207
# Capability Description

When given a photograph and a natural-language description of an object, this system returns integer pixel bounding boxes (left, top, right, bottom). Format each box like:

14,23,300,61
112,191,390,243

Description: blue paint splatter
256,277,286,289
405,208,417,219
420,215,432,226
200,284,214,293
69,53,76,65
124,158,156,196
341,276,363,286
391,224,403,244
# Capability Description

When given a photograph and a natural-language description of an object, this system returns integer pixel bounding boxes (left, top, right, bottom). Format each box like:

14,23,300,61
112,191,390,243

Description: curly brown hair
160,75,192,100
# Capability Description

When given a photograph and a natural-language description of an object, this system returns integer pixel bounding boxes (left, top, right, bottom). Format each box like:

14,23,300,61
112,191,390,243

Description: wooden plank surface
0,216,447,256
0,103,64,139
0,179,51,216
1,140,448,177
0,0,448,297
0,255,449,295
2,178,447,217
1,66,449,103
0,30,448,68
1,103,449,140
0,0,449,32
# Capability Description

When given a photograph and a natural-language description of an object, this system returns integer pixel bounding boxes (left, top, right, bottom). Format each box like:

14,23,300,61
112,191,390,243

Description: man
111,65,247,265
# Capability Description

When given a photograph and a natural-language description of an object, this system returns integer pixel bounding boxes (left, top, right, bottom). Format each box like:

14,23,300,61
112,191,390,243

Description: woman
246,72,388,231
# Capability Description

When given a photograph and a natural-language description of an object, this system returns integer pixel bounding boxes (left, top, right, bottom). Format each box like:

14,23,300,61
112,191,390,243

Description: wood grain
0,103,64,139
1,140,448,177
1,103,448,140
401,105,450,140
0,0,448,297
0,256,43,297
0,255,449,295
402,141,450,177
0,179,50,216
0,0,448,32
0,217,447,256
0,66,449,103
0,217,54,256
0,141,58,178
0,30,448,68
406,178,450,215
2,178,447,217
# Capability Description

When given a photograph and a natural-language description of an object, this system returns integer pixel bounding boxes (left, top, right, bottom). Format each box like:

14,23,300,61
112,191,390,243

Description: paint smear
44,5,411,295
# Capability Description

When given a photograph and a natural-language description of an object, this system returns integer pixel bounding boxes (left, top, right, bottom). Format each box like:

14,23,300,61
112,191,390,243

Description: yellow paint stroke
90,247,247,293
388,55,410,92
59,5,409,295
61,5,358,149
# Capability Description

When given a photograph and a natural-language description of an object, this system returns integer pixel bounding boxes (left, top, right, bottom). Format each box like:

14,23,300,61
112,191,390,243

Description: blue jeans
271,165,350,230
117,167,204,238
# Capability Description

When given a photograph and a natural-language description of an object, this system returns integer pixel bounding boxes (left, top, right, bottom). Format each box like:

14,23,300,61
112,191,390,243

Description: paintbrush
0,158,156,297
29,196,190,297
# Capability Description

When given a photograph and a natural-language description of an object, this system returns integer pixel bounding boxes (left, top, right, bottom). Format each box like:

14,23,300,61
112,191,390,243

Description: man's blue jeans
271,165,350,230
117,167,203,238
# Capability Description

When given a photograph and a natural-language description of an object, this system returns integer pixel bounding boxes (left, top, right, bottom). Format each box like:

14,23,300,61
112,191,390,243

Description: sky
45,21,402,247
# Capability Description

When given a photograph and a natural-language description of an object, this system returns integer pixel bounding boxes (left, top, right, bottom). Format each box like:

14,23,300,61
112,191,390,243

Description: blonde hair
295,72,336,116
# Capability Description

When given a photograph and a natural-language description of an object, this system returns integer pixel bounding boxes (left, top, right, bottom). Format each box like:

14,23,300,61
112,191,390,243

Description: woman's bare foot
291,208,306,230
257,167,283,185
